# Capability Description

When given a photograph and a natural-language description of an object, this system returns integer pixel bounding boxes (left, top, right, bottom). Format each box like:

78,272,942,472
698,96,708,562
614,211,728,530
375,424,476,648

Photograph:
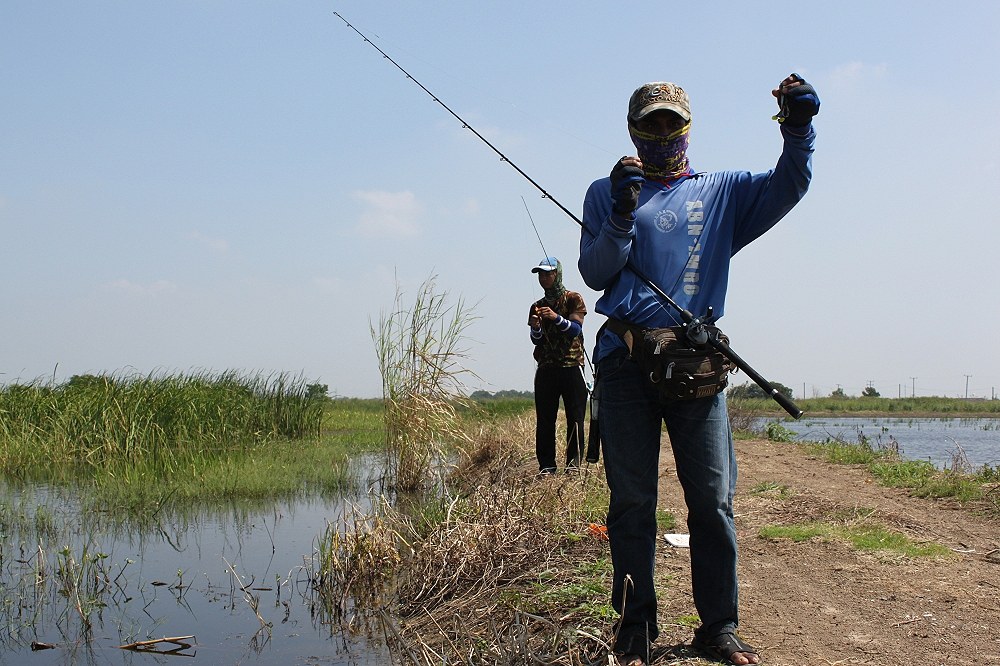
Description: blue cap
531,257,559,273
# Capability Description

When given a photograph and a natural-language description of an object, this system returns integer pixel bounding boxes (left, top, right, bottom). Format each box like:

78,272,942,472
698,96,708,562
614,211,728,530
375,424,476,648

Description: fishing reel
683,306,718,348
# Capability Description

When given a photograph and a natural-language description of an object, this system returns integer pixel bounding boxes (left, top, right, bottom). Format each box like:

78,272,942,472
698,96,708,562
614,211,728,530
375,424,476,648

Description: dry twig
118,635,195,651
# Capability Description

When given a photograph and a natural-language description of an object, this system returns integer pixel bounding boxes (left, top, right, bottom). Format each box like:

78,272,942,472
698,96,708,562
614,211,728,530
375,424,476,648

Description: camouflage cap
628,82,691,123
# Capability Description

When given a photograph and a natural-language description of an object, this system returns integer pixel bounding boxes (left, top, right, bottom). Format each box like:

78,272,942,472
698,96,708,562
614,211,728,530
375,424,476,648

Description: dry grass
314,415,638,664
354,277,710,663
372,275,477,492
391,416,616,665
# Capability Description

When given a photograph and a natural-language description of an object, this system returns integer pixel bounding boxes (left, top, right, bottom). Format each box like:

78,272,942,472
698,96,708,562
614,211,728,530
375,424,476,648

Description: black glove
610,157,645,217
775,73,820,127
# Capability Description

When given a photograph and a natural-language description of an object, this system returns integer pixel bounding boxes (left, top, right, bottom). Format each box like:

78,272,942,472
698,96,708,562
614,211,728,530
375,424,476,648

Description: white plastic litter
663,533,690,548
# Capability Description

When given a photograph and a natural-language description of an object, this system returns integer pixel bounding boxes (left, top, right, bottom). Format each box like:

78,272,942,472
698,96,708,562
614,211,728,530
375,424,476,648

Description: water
0,457,392,665
760,416,1000,470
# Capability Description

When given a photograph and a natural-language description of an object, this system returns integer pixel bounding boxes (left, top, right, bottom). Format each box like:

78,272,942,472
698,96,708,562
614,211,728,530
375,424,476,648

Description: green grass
324,397,386,453
670,614,701,628
763,421,796,442
0,381,388,518
0,501,61,543
525,557,615,621
462,396,535,421
803,439,890,465
759,520,952,558
748,481,792,500
656,508,677,532
800,440,992,508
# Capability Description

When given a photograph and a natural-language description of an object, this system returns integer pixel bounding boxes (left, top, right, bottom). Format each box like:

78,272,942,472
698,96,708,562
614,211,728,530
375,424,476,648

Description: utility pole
910,377,917,398
964,374,971,399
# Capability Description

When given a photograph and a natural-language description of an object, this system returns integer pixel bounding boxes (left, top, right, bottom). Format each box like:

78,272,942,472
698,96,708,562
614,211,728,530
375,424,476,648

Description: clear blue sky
3,1,999,400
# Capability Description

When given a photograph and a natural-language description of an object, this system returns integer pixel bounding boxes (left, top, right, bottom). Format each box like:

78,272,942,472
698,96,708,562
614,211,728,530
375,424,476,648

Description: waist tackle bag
608,320,736,401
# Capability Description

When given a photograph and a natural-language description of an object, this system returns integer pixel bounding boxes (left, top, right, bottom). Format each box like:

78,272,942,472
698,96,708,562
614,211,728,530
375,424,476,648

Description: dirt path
651,438,1000,665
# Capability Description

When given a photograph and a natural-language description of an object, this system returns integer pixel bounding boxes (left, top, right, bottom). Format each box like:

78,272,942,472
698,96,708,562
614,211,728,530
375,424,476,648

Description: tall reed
0,370,323,476
371,276,478,491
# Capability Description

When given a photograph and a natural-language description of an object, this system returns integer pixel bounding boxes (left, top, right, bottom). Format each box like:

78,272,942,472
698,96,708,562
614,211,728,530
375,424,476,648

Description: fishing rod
334,12,802,419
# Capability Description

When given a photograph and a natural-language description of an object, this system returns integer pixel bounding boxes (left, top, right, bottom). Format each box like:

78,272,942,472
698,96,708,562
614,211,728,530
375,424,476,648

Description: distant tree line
469,389,534,400
474,382,891,402
728,381,887,400
727,381,793,400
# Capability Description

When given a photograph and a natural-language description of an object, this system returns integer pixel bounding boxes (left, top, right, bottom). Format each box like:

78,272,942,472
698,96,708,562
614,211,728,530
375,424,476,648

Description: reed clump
372,276,478,492
313,412,617,664
393,433,613,663
0,370,323,477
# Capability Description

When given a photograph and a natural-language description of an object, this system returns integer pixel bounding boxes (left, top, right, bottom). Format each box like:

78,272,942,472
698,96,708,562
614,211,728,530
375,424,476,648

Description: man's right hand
534,306,558,322
610,156,645,216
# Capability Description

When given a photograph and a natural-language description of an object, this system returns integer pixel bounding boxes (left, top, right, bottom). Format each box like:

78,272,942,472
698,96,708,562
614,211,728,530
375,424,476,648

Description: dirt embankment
652,438,1000,666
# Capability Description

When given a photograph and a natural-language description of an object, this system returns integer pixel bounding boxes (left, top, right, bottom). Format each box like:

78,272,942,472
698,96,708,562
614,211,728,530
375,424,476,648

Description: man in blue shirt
579,74,819,666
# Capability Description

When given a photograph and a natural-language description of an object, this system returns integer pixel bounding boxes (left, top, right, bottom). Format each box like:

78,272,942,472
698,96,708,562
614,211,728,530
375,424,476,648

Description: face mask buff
628,122,692,182
542,261,566,304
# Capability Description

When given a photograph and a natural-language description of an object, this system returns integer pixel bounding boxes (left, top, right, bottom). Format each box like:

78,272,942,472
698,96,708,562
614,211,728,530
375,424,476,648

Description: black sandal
691,631,760,664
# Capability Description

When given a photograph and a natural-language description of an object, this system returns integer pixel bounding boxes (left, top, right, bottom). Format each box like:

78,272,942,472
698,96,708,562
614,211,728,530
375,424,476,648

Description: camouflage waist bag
607,320,736,401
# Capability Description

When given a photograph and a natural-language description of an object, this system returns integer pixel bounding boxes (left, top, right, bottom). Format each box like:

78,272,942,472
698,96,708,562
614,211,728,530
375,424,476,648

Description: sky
3,1,999,401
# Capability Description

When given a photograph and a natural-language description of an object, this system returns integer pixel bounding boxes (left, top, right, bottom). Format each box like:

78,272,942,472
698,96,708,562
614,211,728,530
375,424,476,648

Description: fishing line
521,196,550,263
522,195,596,381
333,13,577,223
334,11,802,419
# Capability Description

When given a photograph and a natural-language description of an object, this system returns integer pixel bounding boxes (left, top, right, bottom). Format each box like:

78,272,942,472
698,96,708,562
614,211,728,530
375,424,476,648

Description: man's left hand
772,73,820,127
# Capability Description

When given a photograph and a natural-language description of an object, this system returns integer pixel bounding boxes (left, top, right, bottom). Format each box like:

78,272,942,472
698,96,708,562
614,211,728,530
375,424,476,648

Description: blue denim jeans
598,350,739,655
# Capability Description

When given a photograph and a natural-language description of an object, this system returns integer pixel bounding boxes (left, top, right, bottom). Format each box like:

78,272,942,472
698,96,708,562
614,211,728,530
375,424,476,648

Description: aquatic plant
0,370,323,478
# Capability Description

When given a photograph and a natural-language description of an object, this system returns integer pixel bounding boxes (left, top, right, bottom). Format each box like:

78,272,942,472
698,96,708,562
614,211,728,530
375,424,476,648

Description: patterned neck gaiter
543,261,567,305
629,122,692,182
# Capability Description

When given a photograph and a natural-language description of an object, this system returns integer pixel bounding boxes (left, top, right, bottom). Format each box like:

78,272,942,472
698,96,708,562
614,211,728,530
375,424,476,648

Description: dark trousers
533,364,588,472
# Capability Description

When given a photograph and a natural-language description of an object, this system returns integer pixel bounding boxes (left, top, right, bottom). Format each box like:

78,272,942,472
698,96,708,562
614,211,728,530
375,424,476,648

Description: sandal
691,631,760,664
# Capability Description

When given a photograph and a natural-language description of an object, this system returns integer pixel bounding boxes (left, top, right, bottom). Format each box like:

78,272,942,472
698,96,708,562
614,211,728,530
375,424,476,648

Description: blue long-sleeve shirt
579,123,815,363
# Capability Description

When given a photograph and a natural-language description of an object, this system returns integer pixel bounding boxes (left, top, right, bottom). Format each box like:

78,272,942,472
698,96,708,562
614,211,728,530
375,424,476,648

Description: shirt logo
653,209,678,233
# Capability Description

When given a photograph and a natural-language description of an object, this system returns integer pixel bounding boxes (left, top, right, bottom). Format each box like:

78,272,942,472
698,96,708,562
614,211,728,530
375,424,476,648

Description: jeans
534,364,588,472
598,350,739,655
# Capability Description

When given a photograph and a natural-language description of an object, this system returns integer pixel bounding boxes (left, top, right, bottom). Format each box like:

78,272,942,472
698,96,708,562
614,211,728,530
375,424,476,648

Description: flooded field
761,416,999,469
0,460,390,665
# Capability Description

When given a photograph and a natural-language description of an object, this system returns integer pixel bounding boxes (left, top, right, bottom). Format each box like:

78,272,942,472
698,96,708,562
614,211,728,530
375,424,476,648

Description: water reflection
0,454,392,665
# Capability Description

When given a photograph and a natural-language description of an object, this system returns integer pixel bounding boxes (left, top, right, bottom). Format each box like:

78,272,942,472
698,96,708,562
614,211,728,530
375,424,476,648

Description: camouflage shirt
529,291,587,368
